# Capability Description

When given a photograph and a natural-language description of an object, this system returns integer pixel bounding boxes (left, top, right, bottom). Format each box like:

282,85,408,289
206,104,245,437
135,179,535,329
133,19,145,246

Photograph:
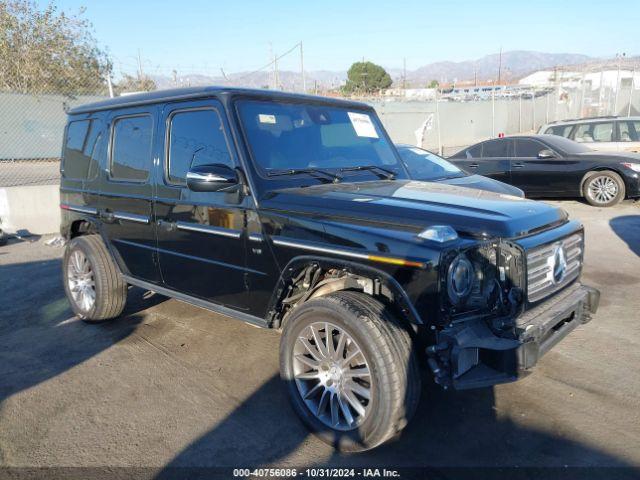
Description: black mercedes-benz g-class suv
60,87,599,451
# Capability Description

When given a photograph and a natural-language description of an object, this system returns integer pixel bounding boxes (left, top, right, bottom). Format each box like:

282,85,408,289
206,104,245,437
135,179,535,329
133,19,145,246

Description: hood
436,174,525,197
262,180,567,238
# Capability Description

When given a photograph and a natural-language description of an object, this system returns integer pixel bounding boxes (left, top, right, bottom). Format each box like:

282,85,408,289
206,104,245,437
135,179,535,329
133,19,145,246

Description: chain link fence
2,72,640,188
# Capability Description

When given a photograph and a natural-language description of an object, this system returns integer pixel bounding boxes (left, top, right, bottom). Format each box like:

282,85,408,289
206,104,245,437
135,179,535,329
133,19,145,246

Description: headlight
621,162,640,173
447,253,474,305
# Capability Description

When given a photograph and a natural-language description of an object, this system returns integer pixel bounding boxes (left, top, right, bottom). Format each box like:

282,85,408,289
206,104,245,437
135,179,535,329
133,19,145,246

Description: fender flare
266,255,424,328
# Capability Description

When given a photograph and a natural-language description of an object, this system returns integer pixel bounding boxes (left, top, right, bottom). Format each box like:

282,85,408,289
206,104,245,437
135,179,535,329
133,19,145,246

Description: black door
510,138,582,197
454,139,512,184
99,107,160,283
153,99,251,309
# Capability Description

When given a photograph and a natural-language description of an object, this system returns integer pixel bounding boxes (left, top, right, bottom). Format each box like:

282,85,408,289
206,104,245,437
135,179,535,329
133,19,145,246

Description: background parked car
538,116,640,153
449,135,640,207
395,144,524,197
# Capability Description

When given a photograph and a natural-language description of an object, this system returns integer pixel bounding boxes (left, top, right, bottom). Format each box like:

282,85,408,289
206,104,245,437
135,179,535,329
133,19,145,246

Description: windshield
396,146,464,180
237,100,407,180
545,135,591,154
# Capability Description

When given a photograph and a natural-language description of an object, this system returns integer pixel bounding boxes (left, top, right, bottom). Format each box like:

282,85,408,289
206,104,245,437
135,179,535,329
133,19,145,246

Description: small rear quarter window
63,120,93,179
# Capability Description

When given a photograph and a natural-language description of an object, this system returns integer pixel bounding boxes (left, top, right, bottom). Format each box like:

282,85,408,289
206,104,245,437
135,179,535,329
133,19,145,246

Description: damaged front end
426,234,600,390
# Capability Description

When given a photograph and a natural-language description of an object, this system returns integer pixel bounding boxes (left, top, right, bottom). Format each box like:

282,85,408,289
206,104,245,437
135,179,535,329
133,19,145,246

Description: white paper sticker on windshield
348,112,378,138
258,114,276,124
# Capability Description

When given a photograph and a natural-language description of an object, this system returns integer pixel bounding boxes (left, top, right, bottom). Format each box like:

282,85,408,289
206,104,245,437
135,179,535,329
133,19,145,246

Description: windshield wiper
339,165,396,179
267,168,342,183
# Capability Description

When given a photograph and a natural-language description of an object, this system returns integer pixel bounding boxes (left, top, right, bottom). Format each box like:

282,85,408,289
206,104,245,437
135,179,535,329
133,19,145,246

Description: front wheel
583,171,625,207
279,291,420,452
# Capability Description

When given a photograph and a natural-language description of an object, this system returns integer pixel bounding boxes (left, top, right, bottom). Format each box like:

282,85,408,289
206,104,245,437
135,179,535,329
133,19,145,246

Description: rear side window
110,115,153,182
544,125,573,137
482,139,509,157
573,122,614,143
167,109,233,184
463,144,482,159
63,120,95,179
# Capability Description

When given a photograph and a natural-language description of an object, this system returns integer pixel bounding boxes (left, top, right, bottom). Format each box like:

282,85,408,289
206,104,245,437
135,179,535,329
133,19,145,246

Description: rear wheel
280,291,420,452
62,234,127,322
583,171,625,207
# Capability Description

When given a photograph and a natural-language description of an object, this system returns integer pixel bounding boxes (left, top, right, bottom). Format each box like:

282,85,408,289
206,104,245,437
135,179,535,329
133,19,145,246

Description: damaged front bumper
427,282,600,390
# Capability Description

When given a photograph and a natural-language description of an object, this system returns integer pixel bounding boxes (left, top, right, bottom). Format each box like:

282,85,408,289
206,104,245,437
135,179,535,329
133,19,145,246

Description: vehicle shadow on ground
0,256,166,404
158,368,638,479
610,215,640,257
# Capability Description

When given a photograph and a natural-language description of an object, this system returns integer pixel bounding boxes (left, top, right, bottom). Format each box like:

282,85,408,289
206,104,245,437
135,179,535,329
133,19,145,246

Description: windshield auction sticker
348,112,379,138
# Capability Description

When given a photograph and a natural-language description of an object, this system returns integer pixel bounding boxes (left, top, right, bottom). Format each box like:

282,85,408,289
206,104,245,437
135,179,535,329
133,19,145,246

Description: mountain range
149,50,596,91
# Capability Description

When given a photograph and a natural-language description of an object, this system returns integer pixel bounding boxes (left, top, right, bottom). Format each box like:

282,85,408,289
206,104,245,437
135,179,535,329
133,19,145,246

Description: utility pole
628,68,635,117
614,53,623,115
106,73,114,98
402,57,406,90
518,92,522,132
172,69,178,87
137,49,144,80
300,41,306,93
435,87,442,155
491,87,495,137
579,70,586,117
497,46,502,85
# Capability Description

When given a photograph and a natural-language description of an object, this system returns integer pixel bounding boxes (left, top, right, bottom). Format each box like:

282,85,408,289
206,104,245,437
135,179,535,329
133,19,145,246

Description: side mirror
537,149,556,159
186,164,239,192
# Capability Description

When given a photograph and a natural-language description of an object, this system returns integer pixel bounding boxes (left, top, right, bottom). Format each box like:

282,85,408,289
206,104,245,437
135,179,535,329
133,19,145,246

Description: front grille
526,233,583,303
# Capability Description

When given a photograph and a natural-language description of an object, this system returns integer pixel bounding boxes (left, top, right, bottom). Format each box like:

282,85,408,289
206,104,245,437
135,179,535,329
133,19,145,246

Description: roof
544,115,640,126
68,86,370,115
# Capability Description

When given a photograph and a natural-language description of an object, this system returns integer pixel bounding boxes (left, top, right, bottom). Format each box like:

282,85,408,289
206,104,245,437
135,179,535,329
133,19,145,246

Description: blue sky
51,0,639,76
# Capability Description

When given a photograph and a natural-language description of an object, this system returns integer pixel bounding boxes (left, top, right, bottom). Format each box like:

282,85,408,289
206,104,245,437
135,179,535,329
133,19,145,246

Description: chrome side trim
185,171,229,182
248,233,264,243
272,238,369,260
63,204,98,215
113,212,150,224
176,222,242,239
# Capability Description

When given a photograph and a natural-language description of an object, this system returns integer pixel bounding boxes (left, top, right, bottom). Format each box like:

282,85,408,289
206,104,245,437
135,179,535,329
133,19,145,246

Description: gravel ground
0,200,639,477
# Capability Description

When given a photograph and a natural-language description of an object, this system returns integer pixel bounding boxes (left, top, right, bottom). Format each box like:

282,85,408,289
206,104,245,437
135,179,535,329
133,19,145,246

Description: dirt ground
1,200,639,477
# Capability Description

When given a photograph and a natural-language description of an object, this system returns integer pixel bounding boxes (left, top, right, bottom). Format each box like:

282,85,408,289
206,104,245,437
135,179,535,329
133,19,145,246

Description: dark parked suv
60,87,600,451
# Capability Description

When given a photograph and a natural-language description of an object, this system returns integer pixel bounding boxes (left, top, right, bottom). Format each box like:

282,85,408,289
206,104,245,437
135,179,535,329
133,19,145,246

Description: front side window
573,122,614,143
515,139,545,157
463,144,482,159
237,100,404,178
110,115,153,182
167,109,233,184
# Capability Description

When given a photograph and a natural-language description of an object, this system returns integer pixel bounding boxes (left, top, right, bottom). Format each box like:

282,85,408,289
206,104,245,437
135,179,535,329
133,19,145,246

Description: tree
113,74,157,95
343,61,392,94
0,0,110,95
427,80,439,89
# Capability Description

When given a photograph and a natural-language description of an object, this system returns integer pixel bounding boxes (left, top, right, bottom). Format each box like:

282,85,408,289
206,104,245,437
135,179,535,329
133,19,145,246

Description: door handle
468,163,479,168
512,163,525,168
157,219,177,232
99,210,115,222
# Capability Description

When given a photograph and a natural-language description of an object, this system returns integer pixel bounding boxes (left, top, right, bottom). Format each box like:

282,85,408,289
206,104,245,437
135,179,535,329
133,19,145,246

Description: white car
539,116,640,153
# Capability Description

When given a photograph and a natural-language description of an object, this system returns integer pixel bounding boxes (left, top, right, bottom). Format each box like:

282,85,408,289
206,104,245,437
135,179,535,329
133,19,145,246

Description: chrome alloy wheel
293,322,372,431
588,175,619,204
67,249,96,312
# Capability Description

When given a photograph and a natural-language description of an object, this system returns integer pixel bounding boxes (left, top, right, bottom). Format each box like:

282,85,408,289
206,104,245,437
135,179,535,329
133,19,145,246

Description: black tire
62,234,127,322
582,171,625,207
280,291,421,452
